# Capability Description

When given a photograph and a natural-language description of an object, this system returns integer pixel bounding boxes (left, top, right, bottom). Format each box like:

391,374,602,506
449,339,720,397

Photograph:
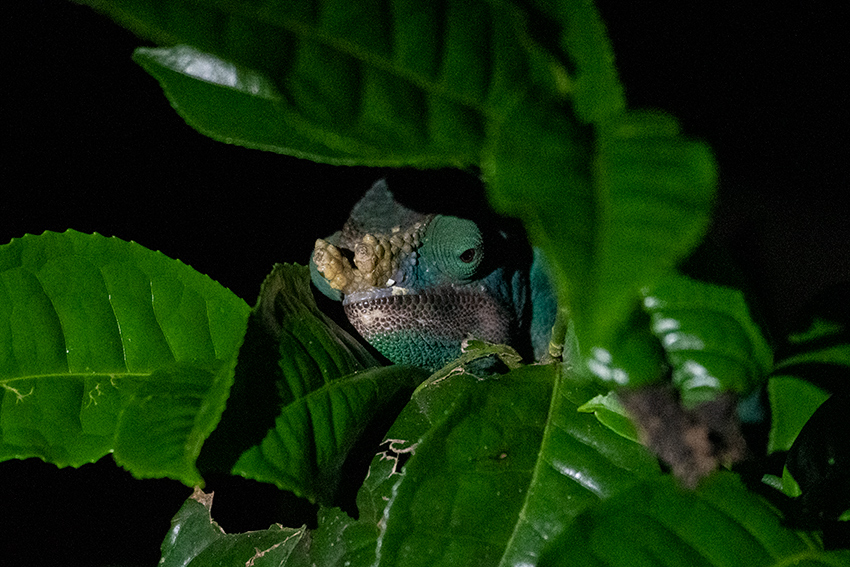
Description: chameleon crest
310,179,554,370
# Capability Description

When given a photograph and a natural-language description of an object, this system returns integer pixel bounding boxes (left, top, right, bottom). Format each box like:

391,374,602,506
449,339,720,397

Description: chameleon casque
310,179,556,371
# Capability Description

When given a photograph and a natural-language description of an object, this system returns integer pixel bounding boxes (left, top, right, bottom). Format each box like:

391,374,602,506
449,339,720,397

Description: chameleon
309,179,556,371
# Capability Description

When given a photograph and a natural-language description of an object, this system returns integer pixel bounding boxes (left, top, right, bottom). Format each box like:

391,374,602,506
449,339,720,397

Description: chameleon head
310,180,518,370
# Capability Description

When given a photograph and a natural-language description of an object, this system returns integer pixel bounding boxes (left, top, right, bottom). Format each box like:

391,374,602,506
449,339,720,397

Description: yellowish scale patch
312,219,431,295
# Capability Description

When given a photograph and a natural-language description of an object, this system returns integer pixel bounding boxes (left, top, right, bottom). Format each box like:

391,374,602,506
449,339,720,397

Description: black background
3,2,848,565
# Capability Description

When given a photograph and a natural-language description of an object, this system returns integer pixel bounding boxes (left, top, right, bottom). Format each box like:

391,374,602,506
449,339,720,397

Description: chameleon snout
312,219,429,296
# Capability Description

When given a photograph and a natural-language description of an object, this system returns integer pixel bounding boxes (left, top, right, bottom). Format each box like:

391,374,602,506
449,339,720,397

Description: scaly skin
310,179,555,371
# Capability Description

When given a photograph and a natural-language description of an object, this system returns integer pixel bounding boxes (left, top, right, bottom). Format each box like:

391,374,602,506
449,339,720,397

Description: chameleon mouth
341,285,412,306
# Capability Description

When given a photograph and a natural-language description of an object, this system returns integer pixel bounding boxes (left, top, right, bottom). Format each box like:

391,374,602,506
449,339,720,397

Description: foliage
2,0,848,565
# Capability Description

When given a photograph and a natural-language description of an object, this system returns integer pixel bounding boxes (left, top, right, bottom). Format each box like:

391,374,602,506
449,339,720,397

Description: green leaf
781,464,804,498
81,0,570,167
577,392,639,442
258,263,380,391
375,364,660,566
287,435,409,567
161,363,841,567
162,433,408,567
225,363,655,567
767,291,849,453
0,231,250,485
642,272,773,406
132,45,376,165
114,362,230,483
159,487,308,567
506,0,626,123
485,109,717,388
232,364,427,504
538,473,846,567
767,376,830,454
205,264,429,504
81,0,624,167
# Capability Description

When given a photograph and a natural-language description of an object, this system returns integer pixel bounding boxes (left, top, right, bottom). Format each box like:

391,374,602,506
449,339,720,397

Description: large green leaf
162,362,661,566
485,108,717,387
0,230,250,485
375,364,660,566
538,473,848,567
231,363,428,505
77,0,625,167
81,0,569,166
132,44,377,165
502,0,625,123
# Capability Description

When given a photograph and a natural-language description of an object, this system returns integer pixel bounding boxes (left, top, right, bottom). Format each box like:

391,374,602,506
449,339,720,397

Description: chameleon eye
459,248,476,263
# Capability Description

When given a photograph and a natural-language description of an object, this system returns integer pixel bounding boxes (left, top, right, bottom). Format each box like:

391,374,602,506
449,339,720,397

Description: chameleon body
310,179,556,371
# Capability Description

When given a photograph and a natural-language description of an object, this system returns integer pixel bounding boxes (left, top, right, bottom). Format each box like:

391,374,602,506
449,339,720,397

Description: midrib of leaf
497,367,570,567
497,366,660,566
371,365,661,566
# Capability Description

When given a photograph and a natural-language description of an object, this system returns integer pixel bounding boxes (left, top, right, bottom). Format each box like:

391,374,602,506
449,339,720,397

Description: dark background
3,1,847,565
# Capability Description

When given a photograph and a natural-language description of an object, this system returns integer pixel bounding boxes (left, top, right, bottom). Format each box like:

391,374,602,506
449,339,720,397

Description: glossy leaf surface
538,473,848,567
642,273,773,405
76,0,628,169
0,230,250,484
165,363,661,566
133,45,369,164
162,362,842,567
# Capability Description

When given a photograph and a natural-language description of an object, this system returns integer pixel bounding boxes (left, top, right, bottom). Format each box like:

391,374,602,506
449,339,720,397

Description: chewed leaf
160,488,308,567
0,230,250,484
